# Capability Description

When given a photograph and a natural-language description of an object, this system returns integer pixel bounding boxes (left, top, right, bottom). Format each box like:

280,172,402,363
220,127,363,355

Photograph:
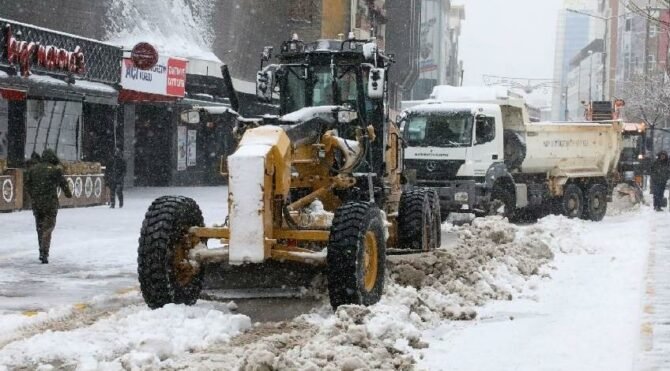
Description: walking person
106,148,126,208
25,149,72,264
650,150,670,211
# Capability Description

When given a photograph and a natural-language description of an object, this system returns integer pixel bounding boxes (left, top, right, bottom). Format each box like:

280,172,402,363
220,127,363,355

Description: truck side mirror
367,67,385,99
475,115,495,145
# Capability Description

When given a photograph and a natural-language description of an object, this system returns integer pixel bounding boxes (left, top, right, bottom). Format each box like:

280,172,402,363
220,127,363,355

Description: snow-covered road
0,187,665,370
420,212,653,371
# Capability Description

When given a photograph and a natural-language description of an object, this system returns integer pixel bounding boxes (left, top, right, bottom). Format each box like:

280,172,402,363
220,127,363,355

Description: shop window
24,100,82,162
0,98,7,159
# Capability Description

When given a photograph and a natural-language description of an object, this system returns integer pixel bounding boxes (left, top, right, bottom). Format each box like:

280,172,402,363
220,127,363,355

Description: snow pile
0,300,251,369
389,216,554,321
523,215,591,254
168,216,562,369
607,183,644,215
105,0,219,61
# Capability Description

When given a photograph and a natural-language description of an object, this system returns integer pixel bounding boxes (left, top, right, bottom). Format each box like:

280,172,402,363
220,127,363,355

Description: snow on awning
0,73,118,105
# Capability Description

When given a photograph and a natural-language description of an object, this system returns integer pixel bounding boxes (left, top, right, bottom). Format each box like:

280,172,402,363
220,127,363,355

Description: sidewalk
636,214,670,370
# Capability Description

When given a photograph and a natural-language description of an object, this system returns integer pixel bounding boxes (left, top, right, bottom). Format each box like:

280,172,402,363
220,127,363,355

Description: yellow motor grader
137,36,441,309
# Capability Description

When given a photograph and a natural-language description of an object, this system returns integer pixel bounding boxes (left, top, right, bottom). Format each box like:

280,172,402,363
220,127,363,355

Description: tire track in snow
0,288,142,349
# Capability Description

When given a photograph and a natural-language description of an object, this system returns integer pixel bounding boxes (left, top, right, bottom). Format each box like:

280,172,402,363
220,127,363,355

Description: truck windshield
405,113,473,147
621,134,641,161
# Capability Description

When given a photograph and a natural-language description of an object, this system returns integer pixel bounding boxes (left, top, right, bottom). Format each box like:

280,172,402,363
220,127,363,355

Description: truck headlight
454,192,469,203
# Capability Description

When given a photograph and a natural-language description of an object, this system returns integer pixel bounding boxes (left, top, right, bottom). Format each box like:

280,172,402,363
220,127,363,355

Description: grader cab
137,35,441,309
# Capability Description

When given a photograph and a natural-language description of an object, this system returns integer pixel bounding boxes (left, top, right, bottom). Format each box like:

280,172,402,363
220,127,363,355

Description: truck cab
401,103,505,211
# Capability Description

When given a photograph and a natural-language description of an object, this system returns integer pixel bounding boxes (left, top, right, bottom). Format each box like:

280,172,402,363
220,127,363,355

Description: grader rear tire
398,189,436,251
138,196,205,309
327,201,386,309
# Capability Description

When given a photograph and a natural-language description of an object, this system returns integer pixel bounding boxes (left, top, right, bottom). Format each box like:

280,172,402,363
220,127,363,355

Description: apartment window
625,18,632,32
648,54,657,72
650,19,660,38
288,0,318,23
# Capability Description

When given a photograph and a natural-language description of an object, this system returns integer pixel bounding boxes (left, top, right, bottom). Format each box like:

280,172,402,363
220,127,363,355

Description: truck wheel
398,189,435,250
138,196,205,309
558,184,584,219
327,201,386,309
427,189,442,248
582,184,608,221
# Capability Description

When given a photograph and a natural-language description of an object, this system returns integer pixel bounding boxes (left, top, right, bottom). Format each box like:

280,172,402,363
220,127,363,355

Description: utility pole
588,50,593,102
645,5,653,156
564,84,569,120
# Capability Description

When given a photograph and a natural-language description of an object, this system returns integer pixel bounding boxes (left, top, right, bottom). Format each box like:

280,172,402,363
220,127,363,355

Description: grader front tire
138,196,205,309
327,201,386,309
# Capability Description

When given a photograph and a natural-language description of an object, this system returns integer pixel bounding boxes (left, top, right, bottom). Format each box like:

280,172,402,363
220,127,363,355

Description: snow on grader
137,35,441,309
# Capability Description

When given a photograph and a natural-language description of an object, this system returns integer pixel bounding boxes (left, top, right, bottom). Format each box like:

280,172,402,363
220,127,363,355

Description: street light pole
564,85,569,120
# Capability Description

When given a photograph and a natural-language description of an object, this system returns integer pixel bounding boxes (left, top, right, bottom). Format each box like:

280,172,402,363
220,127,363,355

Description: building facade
552,5,592,121
566,39,605,121
411,0,465,100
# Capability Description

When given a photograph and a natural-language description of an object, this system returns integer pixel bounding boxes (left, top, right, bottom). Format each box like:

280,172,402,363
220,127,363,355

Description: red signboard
130,42,158,70
3,25,85,77
166,58,187,97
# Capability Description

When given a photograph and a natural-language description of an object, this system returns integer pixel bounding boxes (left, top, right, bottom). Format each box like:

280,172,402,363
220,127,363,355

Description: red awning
118,89,179,103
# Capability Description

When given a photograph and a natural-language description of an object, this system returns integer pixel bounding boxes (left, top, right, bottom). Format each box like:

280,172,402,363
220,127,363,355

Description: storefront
0,18,122,210
119,55,238,187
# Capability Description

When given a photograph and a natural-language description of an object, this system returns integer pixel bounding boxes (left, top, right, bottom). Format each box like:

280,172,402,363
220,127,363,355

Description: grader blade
201,261,323,300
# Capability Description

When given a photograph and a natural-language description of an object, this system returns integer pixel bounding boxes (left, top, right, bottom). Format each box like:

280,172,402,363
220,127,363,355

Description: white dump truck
400,86,623,221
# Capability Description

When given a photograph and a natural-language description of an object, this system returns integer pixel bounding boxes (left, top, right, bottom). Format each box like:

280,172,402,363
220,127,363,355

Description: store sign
121,56,187,97
3,25,85,77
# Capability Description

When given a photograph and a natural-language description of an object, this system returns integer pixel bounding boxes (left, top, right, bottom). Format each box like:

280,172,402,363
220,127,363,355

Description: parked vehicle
400,86,624,222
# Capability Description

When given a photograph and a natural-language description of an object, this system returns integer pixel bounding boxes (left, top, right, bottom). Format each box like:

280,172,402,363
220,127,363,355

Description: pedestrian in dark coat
24,149,72,263
650,151,670,211
106,148,126,208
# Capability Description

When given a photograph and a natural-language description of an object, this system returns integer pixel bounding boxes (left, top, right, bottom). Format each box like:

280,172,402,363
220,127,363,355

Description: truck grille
405,159,465,180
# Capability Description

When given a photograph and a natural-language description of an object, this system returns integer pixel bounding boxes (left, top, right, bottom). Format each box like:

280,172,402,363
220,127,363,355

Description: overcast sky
456,0,564,105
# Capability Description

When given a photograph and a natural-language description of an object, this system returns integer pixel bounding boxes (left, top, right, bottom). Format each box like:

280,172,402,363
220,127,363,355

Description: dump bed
520,121,623,178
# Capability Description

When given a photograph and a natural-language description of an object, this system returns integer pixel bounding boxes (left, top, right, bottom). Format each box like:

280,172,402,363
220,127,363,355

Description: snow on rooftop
72,79,118,94
105,0,220,63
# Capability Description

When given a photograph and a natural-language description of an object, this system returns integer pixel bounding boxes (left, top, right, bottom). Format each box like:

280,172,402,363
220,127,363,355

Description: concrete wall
211,0,325,83
0,0,110,39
